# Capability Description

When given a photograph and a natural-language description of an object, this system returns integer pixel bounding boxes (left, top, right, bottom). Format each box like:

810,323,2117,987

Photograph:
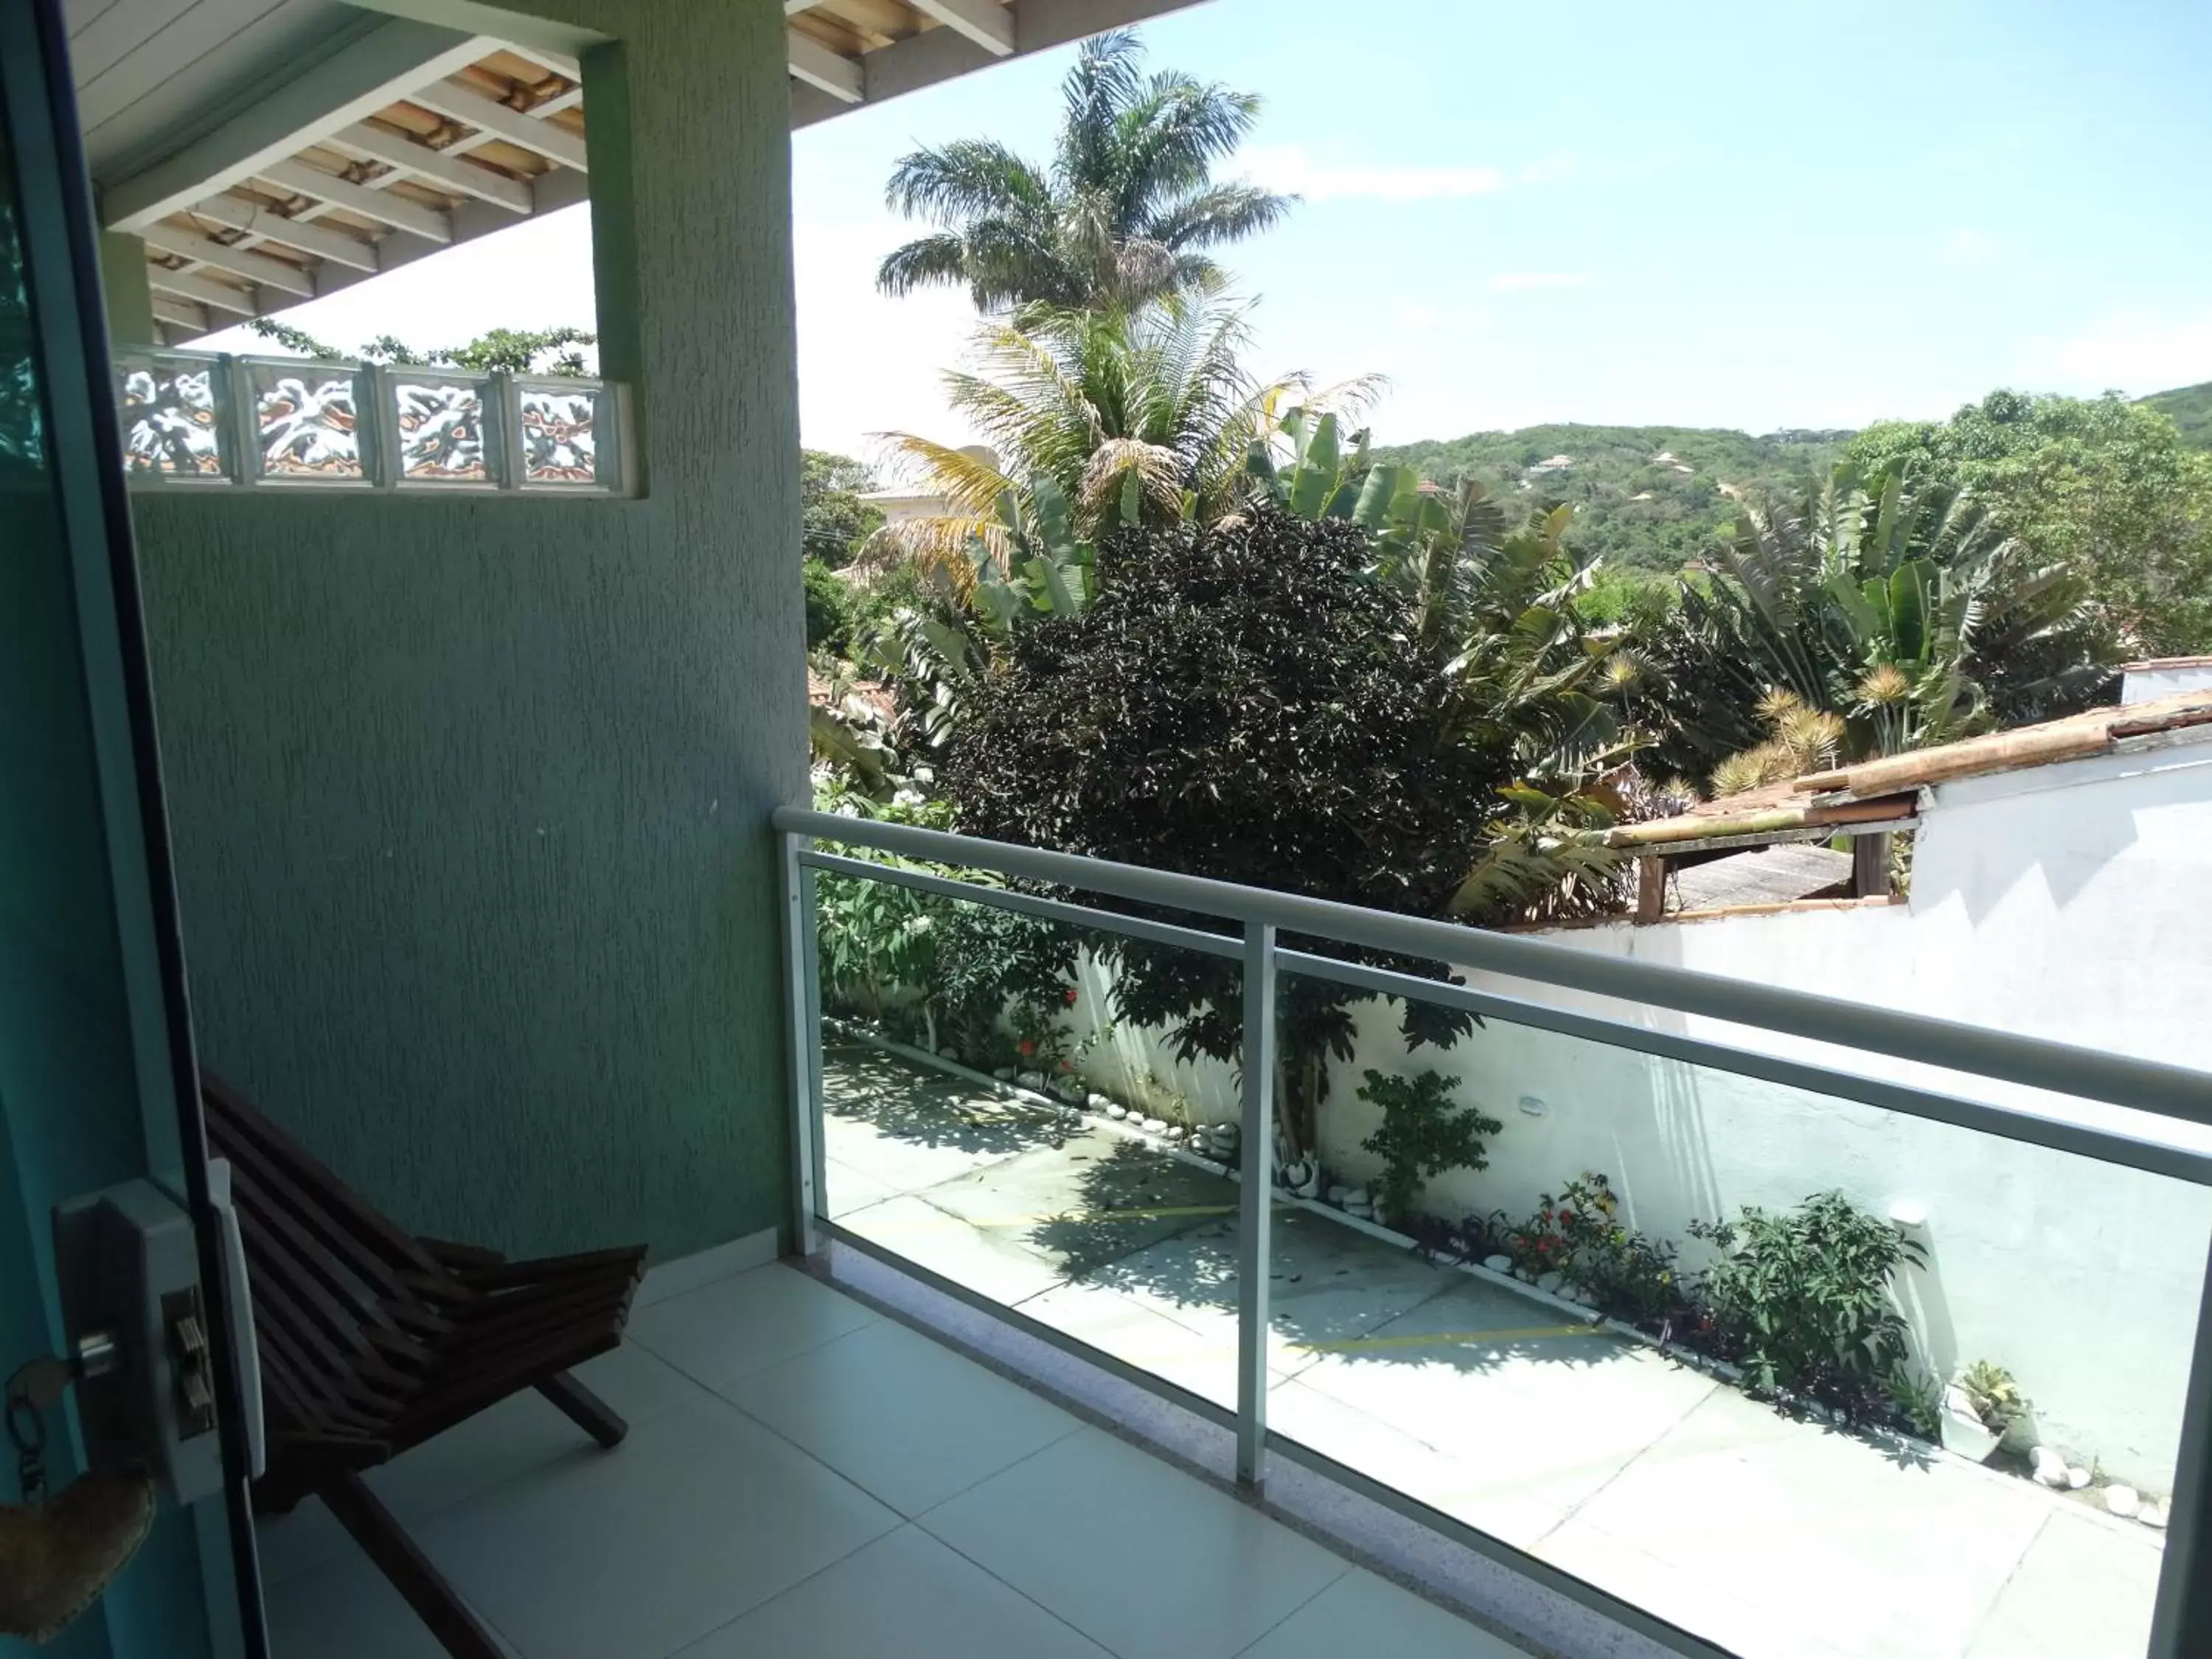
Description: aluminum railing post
1237,922,1277,1489
2149,1228,2212,1658
781,831,826,1257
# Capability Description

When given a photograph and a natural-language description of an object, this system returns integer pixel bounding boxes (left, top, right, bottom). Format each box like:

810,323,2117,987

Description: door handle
51,1178,229,1505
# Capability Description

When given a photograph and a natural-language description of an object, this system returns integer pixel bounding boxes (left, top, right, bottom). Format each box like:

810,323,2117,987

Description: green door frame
0,0,265,1652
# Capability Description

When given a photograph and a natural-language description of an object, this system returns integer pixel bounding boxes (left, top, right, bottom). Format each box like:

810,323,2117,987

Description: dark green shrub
1356,1070,1501,1227
1688,1191,1925,1405
804,558,856,653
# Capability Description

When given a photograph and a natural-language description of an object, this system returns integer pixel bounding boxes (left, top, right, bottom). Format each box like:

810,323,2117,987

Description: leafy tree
803,558,855,653
246,318,596,375
877,29,1292,311
934,504,1627,1150
1846,391,2212,657
801,449,883,569
1631,465,2114,788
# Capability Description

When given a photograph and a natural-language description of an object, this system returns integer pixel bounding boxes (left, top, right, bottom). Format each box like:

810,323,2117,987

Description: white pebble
2104,1484,2141,1520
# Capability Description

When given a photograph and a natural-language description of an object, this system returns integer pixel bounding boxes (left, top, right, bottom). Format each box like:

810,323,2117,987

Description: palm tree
877,30,1293,311
1634,465,2115,789
862,288,1371,585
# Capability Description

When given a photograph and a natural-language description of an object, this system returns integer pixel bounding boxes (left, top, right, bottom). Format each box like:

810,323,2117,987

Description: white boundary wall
1067,737,2212,1488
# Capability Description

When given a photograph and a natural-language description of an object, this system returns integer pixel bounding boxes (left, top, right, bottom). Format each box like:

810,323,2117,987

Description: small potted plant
1943,1360,2029,1462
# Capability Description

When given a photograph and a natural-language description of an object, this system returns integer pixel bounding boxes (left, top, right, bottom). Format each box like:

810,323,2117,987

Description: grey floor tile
674,1524,1114,1658
263,1550,521,1659
717,1315,1082,1515
1236,1568,1531,1658
627,1261,880,1388
256,1340,709,1586
420,1395,900,1659
918,1427,1349,1659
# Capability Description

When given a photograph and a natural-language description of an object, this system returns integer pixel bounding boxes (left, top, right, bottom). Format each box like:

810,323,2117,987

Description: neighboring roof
1669,844,1853,911
2121,655,2212,672
1607,782,1914,851
1792,689,2212,801
1610,689,2212,852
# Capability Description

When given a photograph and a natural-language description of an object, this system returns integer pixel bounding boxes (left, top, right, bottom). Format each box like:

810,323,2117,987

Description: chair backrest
200,1074,448,1440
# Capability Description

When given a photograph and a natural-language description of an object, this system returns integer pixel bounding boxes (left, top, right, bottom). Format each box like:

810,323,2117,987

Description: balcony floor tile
715,1314,1085,1515
626,1254,880,1388
671,1523,1114,1658
417,1391,900,1659
917,1425,1352,1659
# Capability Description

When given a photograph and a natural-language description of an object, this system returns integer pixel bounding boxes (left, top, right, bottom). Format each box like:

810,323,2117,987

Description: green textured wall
129,0,805,1263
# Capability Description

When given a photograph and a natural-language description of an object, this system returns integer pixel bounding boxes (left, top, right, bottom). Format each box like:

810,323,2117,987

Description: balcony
254,1253,1525,1659
776,804,2212,1659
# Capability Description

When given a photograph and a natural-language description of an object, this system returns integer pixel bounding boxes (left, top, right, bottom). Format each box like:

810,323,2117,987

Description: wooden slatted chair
201,1072,647,1659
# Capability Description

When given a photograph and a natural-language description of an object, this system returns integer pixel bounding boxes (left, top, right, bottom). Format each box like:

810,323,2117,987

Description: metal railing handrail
773,803,2212,1132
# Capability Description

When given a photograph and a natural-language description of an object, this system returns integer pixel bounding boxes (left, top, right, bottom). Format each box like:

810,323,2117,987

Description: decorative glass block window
513,379,607,487
116,352,226,479
245,358,365,481
115,354,630,495
389,371,495,484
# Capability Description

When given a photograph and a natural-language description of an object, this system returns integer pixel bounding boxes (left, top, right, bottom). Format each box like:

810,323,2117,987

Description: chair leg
536,1370,627,1449
321,1473,506,1659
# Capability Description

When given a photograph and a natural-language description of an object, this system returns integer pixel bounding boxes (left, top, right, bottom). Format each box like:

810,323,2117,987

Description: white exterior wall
1069,737,2212,1488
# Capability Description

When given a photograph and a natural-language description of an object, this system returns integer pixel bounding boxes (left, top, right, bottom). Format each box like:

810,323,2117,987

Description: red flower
1018,1040,1036,1057
1063,987,1079,1006
1558,1211,1576,1228
1537,1237,1555,1253
1058,1059,1074,1072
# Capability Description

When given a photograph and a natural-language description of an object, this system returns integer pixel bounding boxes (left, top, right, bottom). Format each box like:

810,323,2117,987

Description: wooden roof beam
145,265,260,316
181,194,380,272
102,21,495,232
787,29,864,104
328,121,535,215
254,160,453,244
139,226,315,299
406,77,588,171
909,0,1015,55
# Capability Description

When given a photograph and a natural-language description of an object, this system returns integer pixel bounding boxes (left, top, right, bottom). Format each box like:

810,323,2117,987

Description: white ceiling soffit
98,0,1208,344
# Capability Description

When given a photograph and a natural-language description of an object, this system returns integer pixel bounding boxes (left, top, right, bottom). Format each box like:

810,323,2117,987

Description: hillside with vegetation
1377,383,2208,579
1371,424,1850,574
2143,380,2212,451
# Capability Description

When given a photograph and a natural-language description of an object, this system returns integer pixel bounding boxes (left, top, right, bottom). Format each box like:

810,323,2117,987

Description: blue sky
209,0,2212,463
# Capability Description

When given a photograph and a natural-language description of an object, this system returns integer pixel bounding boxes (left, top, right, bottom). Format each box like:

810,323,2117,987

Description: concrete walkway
821,1044,2163,1659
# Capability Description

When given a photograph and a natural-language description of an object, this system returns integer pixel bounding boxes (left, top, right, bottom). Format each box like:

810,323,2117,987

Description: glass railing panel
810,862,1243,1409
1259,961,2199,1659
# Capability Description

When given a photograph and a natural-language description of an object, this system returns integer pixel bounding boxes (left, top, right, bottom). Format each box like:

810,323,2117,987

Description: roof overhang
83,0,1211,345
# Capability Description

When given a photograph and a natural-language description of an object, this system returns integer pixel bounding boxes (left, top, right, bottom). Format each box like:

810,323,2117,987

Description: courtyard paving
821,1043,2164,1659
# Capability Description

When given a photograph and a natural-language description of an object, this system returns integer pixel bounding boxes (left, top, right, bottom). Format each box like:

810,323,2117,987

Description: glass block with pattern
246,358,364,480
515,380,604,487
116,352,225,479
391,372,494,483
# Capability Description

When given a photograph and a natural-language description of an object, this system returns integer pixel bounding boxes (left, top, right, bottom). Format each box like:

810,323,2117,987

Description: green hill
2142,381,2212,451
1377,383,2209,575
1371,423,1849,574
